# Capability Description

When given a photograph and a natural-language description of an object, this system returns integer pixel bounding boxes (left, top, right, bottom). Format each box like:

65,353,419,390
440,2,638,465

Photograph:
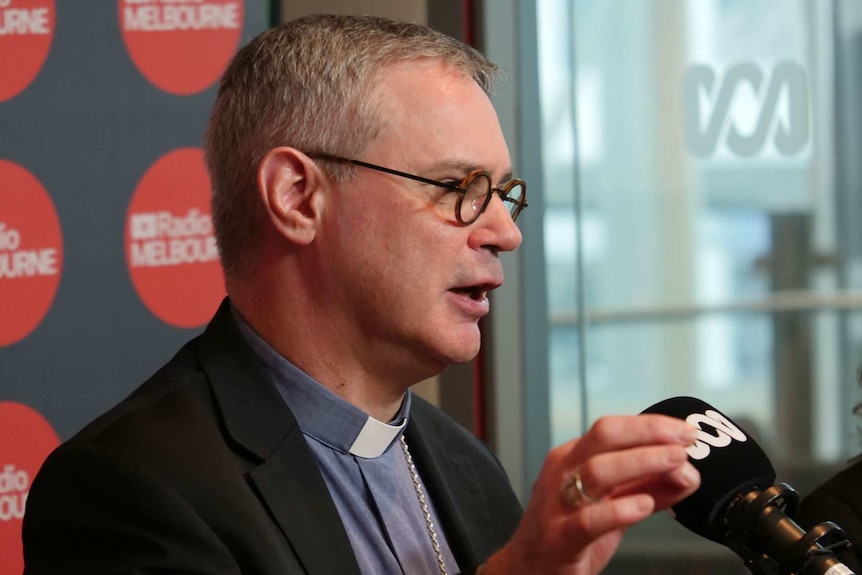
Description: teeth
452,286,490,300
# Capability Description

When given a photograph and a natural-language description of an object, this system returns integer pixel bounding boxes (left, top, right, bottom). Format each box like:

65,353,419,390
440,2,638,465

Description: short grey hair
205,14,499,279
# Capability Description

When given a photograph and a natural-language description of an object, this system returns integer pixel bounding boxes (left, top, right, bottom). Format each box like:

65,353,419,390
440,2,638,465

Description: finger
609,462,701,510
570,414,698,462
560,493,657,545
573,443,693,501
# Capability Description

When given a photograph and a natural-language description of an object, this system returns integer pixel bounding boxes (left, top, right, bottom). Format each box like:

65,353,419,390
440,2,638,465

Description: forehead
363,60,512,177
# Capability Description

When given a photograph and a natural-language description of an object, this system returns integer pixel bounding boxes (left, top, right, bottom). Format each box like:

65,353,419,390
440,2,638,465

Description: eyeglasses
308,153,527,225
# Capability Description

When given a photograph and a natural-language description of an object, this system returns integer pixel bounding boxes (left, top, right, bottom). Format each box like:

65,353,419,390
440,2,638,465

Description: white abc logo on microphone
684,410,748,460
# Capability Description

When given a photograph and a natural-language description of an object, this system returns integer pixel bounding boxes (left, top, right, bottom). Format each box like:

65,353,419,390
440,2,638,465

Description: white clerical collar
349,416,407,458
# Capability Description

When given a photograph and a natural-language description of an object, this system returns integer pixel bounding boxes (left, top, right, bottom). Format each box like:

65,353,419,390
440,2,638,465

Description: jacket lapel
248,429,361,575
198,300,361,575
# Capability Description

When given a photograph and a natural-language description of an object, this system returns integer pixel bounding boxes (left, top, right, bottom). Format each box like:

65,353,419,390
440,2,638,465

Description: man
796,375,862,573
23,14,700,575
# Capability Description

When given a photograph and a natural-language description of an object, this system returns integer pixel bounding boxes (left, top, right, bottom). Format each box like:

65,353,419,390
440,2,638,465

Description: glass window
491,0,862,571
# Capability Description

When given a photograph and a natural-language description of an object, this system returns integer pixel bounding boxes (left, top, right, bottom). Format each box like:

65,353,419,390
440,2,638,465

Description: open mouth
450,286,489,301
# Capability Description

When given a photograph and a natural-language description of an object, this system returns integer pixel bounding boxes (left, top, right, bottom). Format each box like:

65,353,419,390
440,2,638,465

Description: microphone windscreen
641,396,775,543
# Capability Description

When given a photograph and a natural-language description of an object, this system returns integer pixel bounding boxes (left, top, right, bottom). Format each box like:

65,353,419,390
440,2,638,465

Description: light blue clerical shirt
232,307,460,575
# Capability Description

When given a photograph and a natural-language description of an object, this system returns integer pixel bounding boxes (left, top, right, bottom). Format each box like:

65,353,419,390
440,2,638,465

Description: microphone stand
720,483,854,575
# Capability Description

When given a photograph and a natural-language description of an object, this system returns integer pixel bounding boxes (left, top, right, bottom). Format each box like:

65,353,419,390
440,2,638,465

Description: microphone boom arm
722,483,854,575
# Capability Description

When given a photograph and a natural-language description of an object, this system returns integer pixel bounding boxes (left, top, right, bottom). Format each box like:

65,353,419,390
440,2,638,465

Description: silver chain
399,435,448,575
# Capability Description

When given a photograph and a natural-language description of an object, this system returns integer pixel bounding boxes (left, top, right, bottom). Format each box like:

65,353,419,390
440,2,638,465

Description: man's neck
228,284,414,422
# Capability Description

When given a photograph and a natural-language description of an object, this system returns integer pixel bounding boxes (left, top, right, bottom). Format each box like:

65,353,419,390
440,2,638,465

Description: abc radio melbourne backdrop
0,1,269,571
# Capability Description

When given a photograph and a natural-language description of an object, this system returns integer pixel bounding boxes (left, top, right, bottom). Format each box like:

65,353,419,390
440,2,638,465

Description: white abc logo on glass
684,410,748,460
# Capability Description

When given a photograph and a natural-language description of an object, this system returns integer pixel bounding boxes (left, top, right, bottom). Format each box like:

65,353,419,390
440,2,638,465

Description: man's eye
438,178,464,188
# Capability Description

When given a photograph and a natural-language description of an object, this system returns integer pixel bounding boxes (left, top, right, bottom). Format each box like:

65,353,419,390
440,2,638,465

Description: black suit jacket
23,301,523,574
796,458,862,573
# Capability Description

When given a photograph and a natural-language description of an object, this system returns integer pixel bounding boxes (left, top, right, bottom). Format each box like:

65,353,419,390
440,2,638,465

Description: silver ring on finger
560,465,601,508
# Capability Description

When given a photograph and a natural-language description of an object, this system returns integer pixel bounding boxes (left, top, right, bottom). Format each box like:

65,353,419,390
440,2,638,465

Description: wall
0,2,268,571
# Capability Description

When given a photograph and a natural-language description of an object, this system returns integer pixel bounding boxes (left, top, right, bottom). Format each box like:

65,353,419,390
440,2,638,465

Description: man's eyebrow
422,159,479,174
422,159,514,184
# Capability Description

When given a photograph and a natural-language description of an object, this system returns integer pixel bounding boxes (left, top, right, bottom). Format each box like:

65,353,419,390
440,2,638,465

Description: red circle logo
0,160,63,347
126,148,225,328
118,0,244,95
0,0,56,103
0,402,60,574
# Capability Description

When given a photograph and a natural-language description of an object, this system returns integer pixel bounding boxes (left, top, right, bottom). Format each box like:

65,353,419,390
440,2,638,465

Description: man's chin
439,334,482,365
416,319,483,367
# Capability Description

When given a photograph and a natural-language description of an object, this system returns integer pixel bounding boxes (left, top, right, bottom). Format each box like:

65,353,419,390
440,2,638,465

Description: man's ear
257,147,325,245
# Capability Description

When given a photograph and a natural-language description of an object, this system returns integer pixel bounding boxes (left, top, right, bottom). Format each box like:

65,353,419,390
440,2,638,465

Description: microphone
642,396,854,575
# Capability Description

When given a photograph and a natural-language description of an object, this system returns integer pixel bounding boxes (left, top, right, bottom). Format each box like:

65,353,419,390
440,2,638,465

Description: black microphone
642,396,854,575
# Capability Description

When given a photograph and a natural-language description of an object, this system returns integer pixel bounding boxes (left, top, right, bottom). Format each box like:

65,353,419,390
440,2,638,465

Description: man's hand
482,414,700,575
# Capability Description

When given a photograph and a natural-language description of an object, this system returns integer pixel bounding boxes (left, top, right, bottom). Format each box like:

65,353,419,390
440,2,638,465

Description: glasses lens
503,181,526,220
459,172,492,224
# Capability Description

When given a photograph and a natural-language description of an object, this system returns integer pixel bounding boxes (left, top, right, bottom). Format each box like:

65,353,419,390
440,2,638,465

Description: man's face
317,60,522,382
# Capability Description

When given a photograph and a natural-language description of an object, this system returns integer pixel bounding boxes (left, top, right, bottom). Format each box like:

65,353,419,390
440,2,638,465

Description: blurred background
483,0,862,572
